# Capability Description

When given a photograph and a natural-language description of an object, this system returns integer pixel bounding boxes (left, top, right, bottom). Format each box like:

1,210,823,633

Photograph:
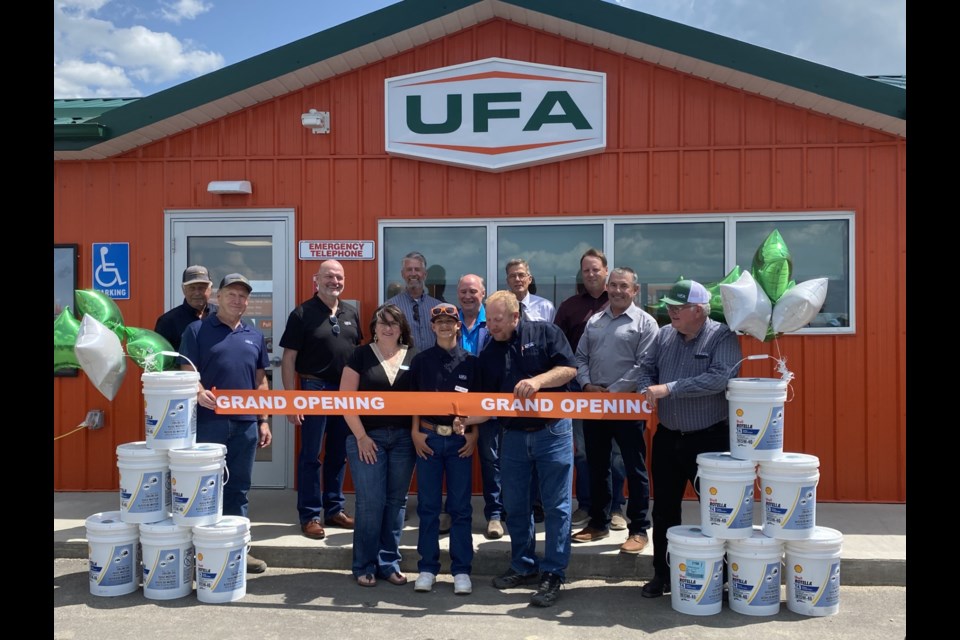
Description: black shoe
641,574,669,598
530,572,563,607
533,504,545,523
492,568,541,590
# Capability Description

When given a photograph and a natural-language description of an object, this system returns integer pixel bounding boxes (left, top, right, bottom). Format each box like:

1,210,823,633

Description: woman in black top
341,303,417,587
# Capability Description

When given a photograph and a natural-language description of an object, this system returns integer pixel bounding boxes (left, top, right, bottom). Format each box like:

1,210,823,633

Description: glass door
166,209,294,488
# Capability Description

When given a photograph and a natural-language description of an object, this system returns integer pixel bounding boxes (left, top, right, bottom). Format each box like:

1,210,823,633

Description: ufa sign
385,58,606,172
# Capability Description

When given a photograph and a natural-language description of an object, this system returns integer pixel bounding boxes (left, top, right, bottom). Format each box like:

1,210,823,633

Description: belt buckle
437,424,453,436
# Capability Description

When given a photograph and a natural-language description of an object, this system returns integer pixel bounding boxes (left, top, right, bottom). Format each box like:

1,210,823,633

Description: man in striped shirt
635,279,742,598
385,251,442,351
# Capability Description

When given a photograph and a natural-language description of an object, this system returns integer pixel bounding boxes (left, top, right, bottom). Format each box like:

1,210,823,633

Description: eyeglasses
507,272,529,280
666,304,695,314
329,315,341,336
412,301,420,323
431,304,459,319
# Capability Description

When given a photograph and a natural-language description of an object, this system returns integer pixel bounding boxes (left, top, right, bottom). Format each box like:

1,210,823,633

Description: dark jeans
650,421,729,577
297,378,348,523
196,418,257,519
583,419,650,535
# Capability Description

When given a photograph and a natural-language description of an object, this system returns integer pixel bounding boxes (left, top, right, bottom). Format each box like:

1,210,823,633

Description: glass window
496,224,603,306
735,219,850,328
614,221,725,309
382,226,486,303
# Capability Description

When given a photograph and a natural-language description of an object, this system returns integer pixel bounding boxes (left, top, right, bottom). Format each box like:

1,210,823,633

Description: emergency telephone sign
299,240,375,260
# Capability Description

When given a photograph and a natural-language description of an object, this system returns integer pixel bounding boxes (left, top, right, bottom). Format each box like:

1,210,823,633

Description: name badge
454,385,468,393
399,365,410,370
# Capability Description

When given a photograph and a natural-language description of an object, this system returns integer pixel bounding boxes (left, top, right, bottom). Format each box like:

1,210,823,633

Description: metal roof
53,0,907,160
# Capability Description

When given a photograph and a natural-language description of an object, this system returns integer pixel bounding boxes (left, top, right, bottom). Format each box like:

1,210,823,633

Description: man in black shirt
154,265,216,351
279,260,363,539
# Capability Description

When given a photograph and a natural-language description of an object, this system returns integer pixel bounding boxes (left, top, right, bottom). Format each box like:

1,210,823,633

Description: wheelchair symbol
94,246,127,288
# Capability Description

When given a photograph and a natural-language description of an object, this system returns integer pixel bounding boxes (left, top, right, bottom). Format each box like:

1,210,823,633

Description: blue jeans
346,427,416,578
501,419,574,579
415,428,474,575
196,418,257,519
297,379,348,523
477,420,504,521
573,419,627,513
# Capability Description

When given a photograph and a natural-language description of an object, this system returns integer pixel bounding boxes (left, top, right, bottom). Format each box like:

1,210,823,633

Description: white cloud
54,0,223,98
160,0,213,23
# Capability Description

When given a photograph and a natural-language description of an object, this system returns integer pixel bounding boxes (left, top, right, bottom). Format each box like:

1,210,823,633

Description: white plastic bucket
142,371,199,450
140,519,195,600
785,526,843,616
726,378,788,461
666,525,726,616
168,444,227,526
193,516,251,603
86,511,140,597
726,527,785,616
117,441,171,523
696,452,757,539
758,453,820,539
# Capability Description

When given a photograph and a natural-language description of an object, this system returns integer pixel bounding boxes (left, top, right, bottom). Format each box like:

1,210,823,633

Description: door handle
269,356,282,367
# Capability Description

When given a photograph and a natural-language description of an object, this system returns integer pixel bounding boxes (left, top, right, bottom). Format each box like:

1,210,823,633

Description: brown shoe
301,519,326,539
619,533,649,554
325,511,355,529
571,526,610,543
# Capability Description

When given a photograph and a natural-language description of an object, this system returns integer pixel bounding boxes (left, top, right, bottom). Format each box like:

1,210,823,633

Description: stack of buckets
665,376,842,618
85,370,251,604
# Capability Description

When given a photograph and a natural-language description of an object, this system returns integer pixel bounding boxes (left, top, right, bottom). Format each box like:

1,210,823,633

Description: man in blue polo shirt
472,289,576,608
180,272,272,574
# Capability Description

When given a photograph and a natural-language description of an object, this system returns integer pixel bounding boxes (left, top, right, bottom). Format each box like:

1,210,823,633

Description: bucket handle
730,354,795,403
222,464,230,487
143,350,199,373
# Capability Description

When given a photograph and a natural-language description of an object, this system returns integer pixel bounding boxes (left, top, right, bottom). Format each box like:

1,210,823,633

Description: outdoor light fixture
301,109,330,134
207,180,252,194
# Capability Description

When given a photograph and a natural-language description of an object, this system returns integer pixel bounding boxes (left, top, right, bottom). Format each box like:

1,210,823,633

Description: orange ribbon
213,390,653,420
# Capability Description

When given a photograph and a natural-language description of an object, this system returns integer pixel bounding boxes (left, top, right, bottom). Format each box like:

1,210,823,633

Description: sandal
386,572,408,586
357,573,376,587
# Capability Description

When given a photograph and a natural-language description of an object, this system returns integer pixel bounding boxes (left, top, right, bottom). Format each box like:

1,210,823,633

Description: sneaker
609,511,628,531
533,504,545,523
492,568,541,590
246,553,268,574
438,513,452,534
530,572,563,607
414,572,436,592
485,519,504,540
453,573,473,595
571,526,610,543
641,574,670,598
619,533,648,554
570,508,590,527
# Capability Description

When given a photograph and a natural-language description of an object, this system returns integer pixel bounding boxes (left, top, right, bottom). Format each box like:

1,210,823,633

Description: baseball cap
661,279,710,305
430,303,460,322
219,273,253,293
182,265,212,285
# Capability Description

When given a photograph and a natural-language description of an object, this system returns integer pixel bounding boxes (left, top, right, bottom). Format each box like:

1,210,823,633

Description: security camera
301,109,329,134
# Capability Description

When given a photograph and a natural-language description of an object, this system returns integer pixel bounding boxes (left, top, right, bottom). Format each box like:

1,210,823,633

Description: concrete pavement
54,489,905,585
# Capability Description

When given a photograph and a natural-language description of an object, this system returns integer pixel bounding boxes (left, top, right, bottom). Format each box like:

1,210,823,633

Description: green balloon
54,307,82,372
125,327,176,371
751,229,793,302
75,289,126,340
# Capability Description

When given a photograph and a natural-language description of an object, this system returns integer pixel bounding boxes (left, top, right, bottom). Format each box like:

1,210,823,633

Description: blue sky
54,0,906,99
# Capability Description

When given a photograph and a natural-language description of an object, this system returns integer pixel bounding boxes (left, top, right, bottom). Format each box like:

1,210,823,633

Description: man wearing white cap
154,265,217,351
635,279,742,598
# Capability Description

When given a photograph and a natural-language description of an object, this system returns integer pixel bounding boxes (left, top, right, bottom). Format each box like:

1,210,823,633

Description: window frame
379,210,855,335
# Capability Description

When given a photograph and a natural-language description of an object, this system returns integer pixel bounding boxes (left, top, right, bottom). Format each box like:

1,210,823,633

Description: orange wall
54,18,906,502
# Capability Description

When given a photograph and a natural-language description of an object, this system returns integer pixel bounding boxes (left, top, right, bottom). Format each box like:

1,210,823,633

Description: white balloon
74,314,127,401
720,271,772,341
772,278,829,334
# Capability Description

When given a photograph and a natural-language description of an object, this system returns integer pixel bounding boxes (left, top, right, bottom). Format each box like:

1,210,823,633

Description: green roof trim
54,0,906,152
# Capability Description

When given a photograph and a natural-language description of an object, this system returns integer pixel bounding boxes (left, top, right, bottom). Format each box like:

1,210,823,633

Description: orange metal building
54,0,906,503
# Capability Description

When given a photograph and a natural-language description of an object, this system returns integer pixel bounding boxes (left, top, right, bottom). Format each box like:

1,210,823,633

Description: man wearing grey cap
154,265,217,351
635,279,742,598
180,273,272,574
